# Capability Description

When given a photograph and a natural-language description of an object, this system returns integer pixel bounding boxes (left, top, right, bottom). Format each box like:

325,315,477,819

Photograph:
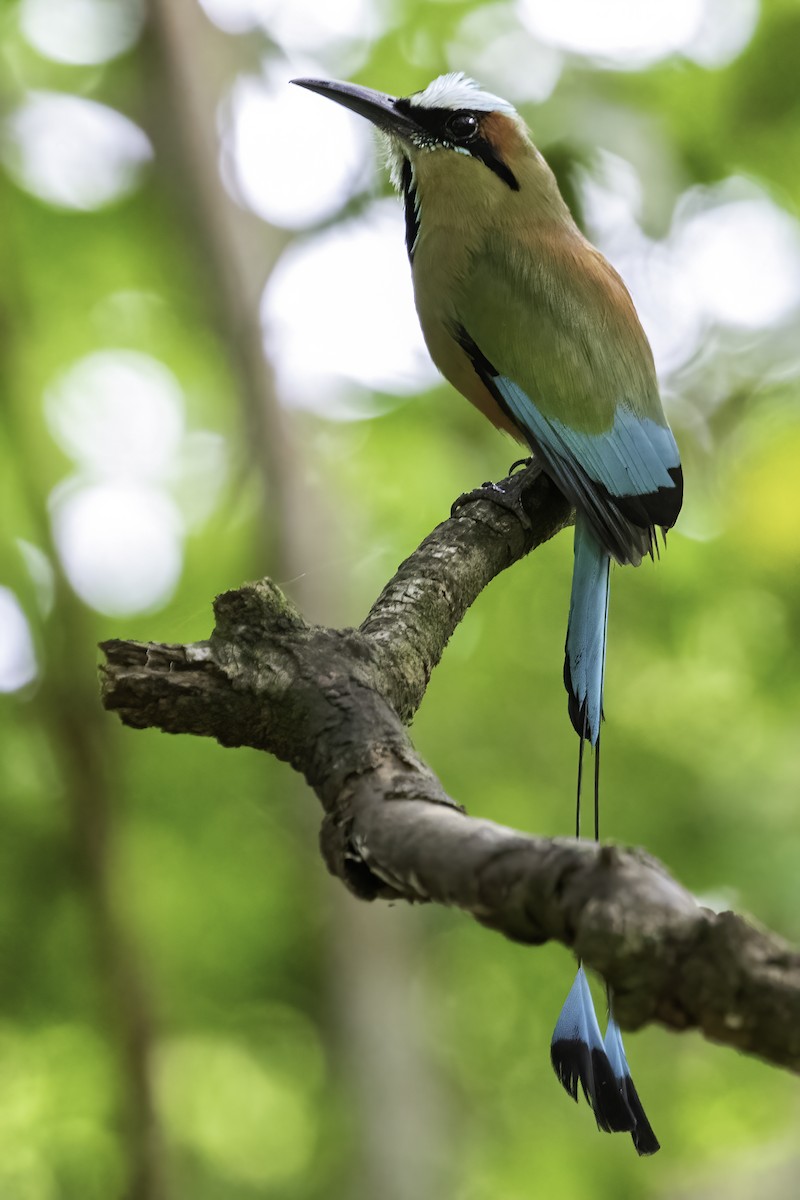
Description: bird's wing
455,229,682,563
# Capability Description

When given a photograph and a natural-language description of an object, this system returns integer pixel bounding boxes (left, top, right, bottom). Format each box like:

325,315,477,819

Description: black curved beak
291,78,421,140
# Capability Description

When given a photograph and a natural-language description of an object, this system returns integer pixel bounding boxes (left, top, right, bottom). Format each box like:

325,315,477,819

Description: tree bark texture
100,465,800,1075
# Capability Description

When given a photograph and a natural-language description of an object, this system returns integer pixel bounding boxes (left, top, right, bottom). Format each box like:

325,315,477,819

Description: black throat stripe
400,157,420,262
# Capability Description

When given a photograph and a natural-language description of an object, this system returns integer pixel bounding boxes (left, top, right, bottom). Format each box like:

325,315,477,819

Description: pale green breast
410,176,527,439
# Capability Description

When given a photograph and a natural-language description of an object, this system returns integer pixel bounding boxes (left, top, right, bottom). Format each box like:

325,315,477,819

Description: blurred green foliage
1,1,800,1198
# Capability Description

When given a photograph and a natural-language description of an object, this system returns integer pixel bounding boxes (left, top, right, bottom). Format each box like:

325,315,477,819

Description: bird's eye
446,112,479,142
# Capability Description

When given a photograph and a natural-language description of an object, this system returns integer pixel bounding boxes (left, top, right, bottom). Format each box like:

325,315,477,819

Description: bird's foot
509,456,533,474
452,480,504,512
451,478,532,529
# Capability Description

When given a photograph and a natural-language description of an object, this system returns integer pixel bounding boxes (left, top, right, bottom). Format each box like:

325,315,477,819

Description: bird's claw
451,481,505,515
451,479,532,529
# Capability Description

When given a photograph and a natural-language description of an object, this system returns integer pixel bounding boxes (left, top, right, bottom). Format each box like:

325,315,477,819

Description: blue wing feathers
451,324,682,563
491,374,682,564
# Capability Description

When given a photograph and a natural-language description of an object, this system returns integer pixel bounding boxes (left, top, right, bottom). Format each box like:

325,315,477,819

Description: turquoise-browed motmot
293,72,683,1155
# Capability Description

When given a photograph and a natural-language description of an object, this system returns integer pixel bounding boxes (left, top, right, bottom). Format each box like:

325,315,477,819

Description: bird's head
292,73,550,202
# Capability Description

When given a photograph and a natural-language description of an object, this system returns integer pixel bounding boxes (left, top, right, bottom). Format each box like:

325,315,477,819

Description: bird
292,71,682,1155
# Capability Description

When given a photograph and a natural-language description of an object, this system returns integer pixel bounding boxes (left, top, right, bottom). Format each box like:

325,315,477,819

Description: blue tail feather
550,967,635,1135
604,1016,660,1156
564,515,610,746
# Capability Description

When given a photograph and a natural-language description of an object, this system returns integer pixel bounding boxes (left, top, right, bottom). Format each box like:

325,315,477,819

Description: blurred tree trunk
143,2,452,1196
0,220,165,1198
43,598,166,1200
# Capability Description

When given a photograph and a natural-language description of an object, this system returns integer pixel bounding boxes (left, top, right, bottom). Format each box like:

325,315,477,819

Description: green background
1,0,799,1196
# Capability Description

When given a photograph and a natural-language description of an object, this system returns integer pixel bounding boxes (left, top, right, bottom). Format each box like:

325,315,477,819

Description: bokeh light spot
449,8,563,103
45,350,186,482
518,0,758,69
262,200,437,416
51,482,184,616
672,186,800,330
200,0,379,50
519,0,703,67
19,0,144,66
0,589,37,693
17,541,56,617
2,92,152,210
686,0,759,68
223,74,372,229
